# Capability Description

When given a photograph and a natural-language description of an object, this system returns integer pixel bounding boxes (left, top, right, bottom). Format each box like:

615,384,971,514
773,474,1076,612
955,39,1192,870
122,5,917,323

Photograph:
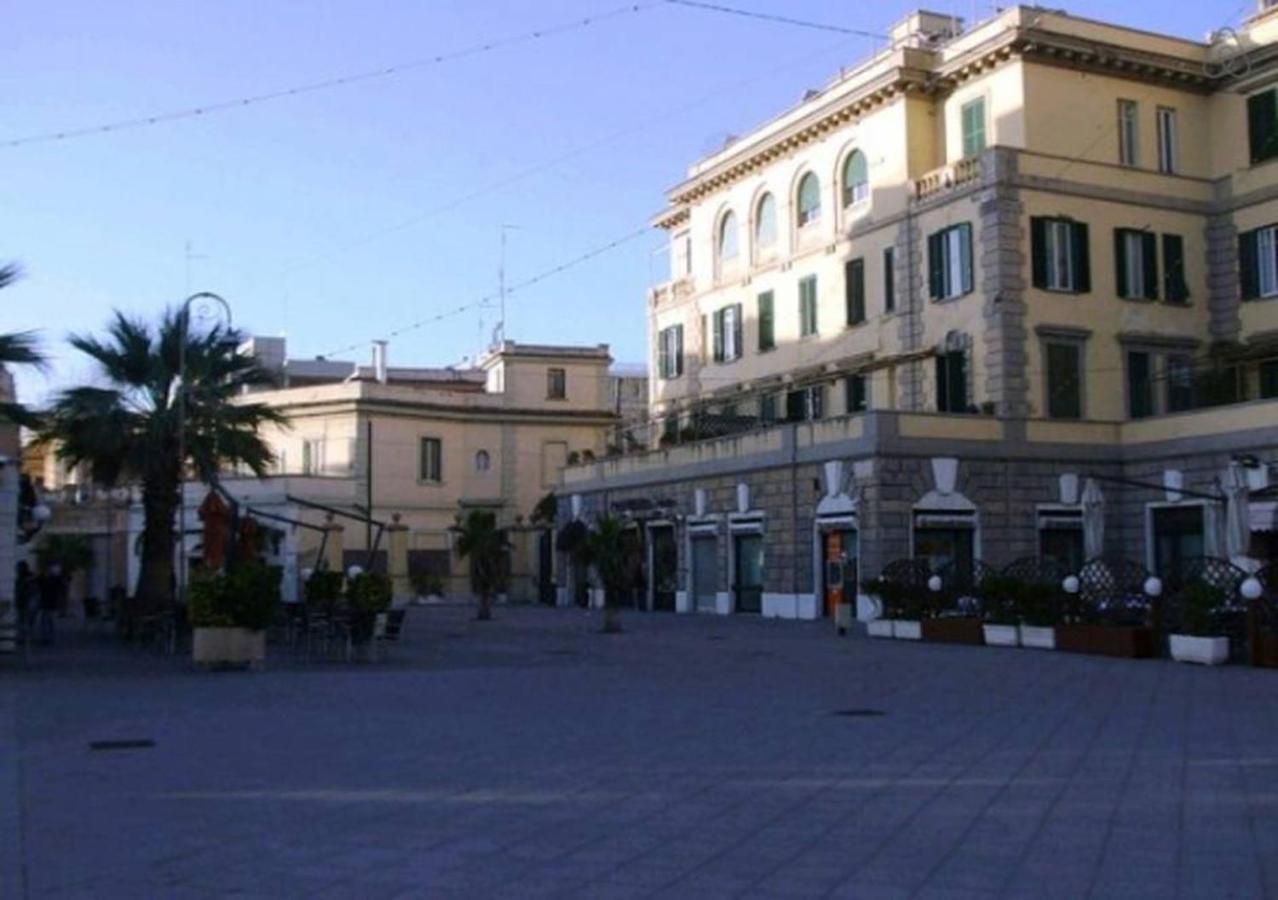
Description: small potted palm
1170,580,1230,666
585,514,630,634
453,509,508,621
190,560,281,670
346,571,392,646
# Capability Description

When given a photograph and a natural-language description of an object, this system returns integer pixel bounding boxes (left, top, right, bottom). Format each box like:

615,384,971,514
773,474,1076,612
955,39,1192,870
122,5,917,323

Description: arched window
717,211,739,262
474,449,491,472
842,151,869,206
755,193,777,248
796,173,821,227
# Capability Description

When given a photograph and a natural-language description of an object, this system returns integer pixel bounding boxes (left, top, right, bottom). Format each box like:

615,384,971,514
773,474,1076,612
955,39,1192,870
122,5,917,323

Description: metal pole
175,292,231,604
365,419,374,560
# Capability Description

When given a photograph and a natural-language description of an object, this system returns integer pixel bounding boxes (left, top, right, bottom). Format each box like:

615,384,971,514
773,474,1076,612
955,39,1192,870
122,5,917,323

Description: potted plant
411,572,446,605
980,575,1022,647
189,560,281,670
453,509,508,621
1170,580,1230,665
921,575,985,645
1017,580,1058,650
890,580,923,641
861,578,894,638
304,569,344,613
346,571,392,645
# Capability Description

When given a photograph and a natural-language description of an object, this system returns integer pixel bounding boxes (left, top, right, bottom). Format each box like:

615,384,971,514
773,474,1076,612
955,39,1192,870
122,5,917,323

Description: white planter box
893,620,922,640
983,624,1019,647
1019,625,1056,650
193,627,266,670
866,619,894,639
1170,634,1229,666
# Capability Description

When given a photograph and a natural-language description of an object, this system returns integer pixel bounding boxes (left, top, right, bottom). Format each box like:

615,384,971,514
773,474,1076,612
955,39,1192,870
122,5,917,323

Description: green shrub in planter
980,575,1025,626
1018,580,1058,627
863,578,917,620
347,572,393,643
1179,580,1226,637
188,570,234,628
304,570,344,613
188,562,281,631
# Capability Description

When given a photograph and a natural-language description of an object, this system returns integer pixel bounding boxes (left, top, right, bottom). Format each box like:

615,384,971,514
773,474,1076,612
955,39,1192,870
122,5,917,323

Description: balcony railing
650,276,693,308
913,156,983,201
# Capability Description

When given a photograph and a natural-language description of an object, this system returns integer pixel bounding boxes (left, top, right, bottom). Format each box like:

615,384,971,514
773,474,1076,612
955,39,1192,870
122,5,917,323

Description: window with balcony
1166,354,1194,412
755,193,777,250
1031,218,1090,293
785,385,824,422
757,291,775,351
1156,107,1178,174
928,223,973,301
717,211,738,265
1262,360,1278,399
546,367,566,399
1239,223,1278,300
845,374,868,413
883,247,896,313
419,437,443,483
657,325,684,379
302,439,325,476
712,304,743,363
1126,351,1153,419
1248,88,1278,165
672,229,691,278
1115,228,1158,300
935,346,969,413
1044,342,1082,420
1163,234,1188,304
796,173,821,228
760,393,778,423
961,98,986,158
845,258,866,325
799,275,818,336
1118,99,1139,167
841,150,869,207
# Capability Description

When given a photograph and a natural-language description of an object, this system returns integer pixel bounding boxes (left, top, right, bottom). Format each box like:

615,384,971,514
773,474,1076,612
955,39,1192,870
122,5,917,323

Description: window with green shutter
1045,343,1082,420
1115,228,1158,300
799,275,818,336
1261,360,1278,399
1166,354,1194,412
757,291,775,351
1162,234,1188,304
1031,217,1090,293
935,349,968,413
929,224,974,301
961,98,986,158
883,247,896,313
1127,351,1153,419
845,374,868,413
760,393,778,423
845,258,866,325
1248,89,1278,165
1239,224,1278,300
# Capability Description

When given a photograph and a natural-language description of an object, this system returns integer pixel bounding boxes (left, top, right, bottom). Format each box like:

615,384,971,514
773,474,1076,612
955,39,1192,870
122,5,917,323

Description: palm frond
0,331,45,369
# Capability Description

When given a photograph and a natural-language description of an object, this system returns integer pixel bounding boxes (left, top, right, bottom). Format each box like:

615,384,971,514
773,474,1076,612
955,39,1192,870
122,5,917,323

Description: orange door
824,531,843,617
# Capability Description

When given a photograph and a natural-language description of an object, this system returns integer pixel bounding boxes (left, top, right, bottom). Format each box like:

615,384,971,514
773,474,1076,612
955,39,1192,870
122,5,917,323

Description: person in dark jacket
14,561,36,636
36,564,64,645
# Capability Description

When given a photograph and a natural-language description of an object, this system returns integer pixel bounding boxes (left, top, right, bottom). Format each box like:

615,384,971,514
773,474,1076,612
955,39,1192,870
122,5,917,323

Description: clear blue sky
3,0,1241,403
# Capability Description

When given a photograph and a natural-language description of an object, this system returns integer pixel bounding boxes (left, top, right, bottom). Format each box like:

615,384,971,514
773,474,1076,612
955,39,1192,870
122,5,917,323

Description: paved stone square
3,606,1277,899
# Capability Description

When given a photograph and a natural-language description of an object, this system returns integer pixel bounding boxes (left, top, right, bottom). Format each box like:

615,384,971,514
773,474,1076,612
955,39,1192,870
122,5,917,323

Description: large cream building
561,5,1278,619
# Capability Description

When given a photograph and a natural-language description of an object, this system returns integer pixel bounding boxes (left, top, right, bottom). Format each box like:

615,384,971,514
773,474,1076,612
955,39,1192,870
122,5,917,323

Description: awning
1251,501,1278,533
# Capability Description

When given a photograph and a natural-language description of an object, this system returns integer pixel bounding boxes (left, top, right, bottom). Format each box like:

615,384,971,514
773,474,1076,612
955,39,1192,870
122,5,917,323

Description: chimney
371,340,388,384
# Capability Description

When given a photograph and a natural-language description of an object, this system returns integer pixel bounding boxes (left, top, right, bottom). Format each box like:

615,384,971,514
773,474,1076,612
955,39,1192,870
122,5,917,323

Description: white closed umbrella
1221,462,1251,562
1081,478,1105,561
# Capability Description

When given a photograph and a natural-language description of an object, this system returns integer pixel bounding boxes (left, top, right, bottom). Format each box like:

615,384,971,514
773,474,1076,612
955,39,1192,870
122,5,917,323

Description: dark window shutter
928,231,944,299
658,330,668,377
1249,90,1278,164
732,303,743,357
951,351,968,410
1114,229,1129,298
758,292,774,350
959,224,974,294
1030,217,1048,289
883,247,895,313
1240,230,1260,300
935,355,947,411
712,310,724,362
674,325,684,375
1142,231,1159,299
1072,222,1090,293
845,258,865,324
1162,234,1186,303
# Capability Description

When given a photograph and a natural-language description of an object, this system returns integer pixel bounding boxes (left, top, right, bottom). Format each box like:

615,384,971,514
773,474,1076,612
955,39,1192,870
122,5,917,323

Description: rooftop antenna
496,223,521,348
183,240,208,295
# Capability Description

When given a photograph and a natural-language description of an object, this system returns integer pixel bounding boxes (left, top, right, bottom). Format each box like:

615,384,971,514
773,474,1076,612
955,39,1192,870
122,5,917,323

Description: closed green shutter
845,258,866,325
935,355,948,411
883,247,896,313
1142,231,1159,299
732,303,743,357
1162,234,1187,303
758,292,774,350
1114,229,1129,298
1071,222,1091,293
950,351,968,410
712,310,724,362
1261,360,1278,399
928,231,944,299
1240,230,1260,301
674,325,683,375
1030,217,1048,289
959,224,974,294
658,329,669,378
1046,343,1081,419
1249,90,1278,165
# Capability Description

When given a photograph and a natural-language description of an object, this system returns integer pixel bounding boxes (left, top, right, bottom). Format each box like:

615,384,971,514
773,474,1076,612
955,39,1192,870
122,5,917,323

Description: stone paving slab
3,606,1277,898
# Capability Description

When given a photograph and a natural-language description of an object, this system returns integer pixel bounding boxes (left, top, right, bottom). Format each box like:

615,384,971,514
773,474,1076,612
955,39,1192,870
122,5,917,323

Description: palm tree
0,263,46,427
41,308,286,611
453,509,508,620
585,514,634,634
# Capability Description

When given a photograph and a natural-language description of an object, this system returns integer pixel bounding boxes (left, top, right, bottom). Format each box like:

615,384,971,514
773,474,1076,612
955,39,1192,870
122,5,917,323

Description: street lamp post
176,292,232,605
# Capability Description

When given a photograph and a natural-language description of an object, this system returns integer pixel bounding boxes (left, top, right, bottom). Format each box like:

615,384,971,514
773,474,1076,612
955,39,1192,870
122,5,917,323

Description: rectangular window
784,386,824,422
661,415,678,443
760,393,778,423
928,223,973,301
1156,107,1178,174
1118,99,1139,167
1031,218,1090,293
546,367,566,399
302,439,325,476
1045,343,1082,420
961,97,986,158
657,325,684,379
712,304,742,362
845,373,868,413
1261,360,1278,399
935,348,968,413
757,291,775,351
883,247,896,313
1240,225,1278,300
799,275,818,337
1115,228,1159,300
1248,89,1278,165
1162,234,1188,304
1166,354,1194,412
419,437,442,483
1127,351,1153,419
845,258,866,325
